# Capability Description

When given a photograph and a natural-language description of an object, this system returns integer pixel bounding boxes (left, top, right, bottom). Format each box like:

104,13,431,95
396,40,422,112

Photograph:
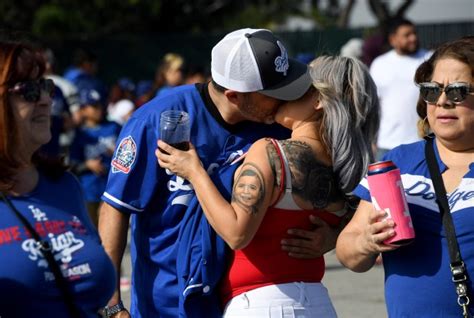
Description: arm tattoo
279,140,344,209
266,142,282,188
232,163,265,215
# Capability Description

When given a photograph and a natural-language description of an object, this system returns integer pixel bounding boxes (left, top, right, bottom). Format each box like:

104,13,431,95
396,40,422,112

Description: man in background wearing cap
99,28,338,318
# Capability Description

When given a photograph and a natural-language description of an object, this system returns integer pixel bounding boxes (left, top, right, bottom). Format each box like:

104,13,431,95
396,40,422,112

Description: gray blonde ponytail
309,56,380,193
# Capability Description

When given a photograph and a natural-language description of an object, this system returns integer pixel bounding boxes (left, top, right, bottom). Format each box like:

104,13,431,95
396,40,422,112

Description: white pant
223,282,337,318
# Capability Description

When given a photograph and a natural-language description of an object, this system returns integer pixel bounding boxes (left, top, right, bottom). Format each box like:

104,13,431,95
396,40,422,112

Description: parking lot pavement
323,250,387,318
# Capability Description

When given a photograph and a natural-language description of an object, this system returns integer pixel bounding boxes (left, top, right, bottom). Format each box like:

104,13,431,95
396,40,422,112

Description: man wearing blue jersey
99,28,339,318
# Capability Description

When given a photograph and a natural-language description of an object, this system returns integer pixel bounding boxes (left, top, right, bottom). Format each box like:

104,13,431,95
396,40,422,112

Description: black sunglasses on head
418,82,473,105
8,78,55,103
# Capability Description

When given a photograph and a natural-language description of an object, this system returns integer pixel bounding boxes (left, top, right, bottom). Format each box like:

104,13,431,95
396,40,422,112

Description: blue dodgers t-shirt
0,172,116,317
102,83,289,317
70,121,121,202
354,139,474,317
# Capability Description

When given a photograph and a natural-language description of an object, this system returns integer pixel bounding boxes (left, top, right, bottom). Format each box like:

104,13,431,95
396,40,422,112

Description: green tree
0,0,415,41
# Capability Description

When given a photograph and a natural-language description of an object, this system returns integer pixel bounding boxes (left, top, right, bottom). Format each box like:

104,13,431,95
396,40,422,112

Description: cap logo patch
112,136,137,174
275,41,289,76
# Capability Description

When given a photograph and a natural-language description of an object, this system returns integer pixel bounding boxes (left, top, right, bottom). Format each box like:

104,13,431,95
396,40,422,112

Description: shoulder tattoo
279,140,344,209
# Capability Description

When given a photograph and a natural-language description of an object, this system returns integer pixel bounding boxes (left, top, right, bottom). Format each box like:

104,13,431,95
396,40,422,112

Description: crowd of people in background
0,18,473,318
28,21,407,240
36,18,431,198
39,18,434,170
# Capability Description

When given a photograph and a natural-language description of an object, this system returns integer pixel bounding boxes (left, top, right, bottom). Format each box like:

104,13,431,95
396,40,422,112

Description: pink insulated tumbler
367,161,415,245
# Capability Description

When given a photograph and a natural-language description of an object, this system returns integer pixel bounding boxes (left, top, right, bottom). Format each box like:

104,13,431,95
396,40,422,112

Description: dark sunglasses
8,78,55,103
418,82,473,105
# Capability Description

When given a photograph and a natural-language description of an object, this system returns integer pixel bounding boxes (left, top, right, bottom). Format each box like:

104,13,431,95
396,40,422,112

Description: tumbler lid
368,160,397,175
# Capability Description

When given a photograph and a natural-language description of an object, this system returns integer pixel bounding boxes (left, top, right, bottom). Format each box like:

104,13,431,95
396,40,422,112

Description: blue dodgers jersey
102,84,289,317
0,172,116,317
70,121,121,202
354,139,474,317
177,154,245,318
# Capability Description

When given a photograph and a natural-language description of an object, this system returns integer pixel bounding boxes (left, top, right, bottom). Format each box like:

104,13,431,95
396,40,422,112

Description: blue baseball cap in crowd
296,52,316,65
135,80,153,97
118,77,135,92
79,89,102,107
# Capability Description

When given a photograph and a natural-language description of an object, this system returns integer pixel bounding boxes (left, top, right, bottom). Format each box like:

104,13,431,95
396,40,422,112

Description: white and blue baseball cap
79,89,102,107
211,28,312,101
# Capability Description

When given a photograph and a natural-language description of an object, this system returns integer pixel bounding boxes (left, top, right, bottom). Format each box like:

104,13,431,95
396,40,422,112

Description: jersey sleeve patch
111,136,137,174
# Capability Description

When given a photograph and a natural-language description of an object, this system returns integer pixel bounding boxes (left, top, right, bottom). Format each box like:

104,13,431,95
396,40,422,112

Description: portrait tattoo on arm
232,163,265,215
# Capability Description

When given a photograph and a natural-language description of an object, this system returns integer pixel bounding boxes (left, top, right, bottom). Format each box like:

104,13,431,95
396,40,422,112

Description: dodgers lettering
405,181,436,200
406,180,474,210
